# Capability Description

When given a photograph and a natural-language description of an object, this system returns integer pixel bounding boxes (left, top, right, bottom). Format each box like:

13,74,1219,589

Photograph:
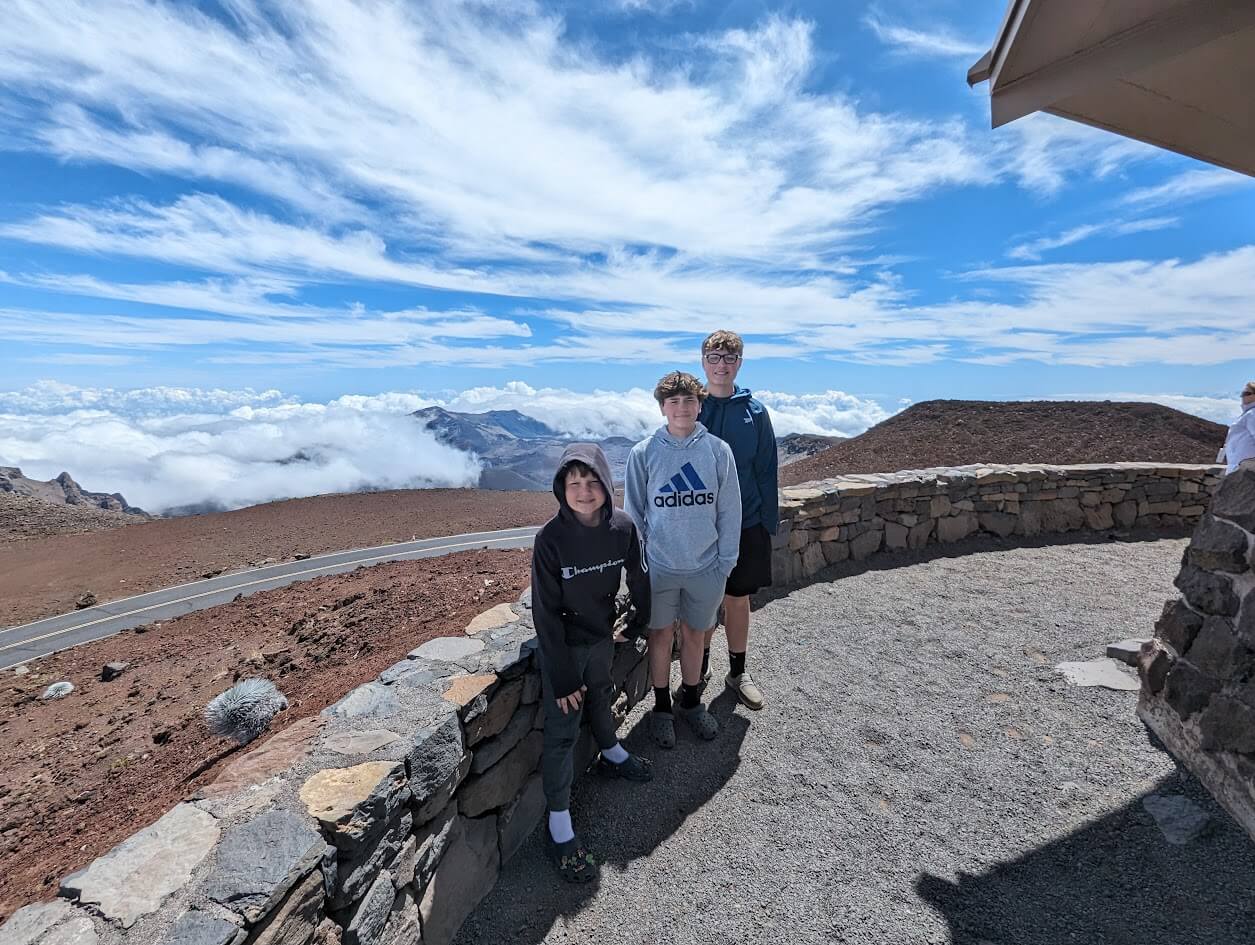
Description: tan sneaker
726,671,765,710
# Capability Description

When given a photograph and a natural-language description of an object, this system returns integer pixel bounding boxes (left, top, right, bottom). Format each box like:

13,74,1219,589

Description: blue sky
0,0,1251,510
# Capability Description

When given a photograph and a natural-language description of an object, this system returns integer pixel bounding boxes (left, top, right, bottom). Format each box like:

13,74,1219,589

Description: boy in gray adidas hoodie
625,371,741,747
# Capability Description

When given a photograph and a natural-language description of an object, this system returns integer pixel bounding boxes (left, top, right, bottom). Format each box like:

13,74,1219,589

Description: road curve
0,526,539,670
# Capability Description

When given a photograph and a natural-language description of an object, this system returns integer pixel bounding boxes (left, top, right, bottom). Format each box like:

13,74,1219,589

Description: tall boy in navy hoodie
532,443,653,883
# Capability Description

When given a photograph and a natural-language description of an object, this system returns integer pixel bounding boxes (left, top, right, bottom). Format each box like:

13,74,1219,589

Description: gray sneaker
676,702,719,740
650,711,676,749
726,671,765,711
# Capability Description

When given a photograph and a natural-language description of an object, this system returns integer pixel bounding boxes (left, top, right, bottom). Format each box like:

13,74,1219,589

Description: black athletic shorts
725,524,774,598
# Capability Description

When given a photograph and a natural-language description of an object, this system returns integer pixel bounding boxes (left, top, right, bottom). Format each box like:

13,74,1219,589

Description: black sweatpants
539,637,617,811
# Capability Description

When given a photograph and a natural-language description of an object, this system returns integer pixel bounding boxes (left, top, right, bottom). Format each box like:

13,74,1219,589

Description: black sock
700,647,711,678
729,650,747,678
653,686,672,713
680,683,701,709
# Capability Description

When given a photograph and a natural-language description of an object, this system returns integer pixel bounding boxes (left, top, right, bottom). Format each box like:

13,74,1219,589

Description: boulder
298,762,409,853
202,810,329,923
60,804,219,928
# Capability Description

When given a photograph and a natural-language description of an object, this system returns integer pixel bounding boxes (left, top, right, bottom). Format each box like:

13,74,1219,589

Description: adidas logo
654,462,716,508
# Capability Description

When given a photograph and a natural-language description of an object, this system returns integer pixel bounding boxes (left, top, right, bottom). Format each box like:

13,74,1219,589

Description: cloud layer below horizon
0,382,1237,515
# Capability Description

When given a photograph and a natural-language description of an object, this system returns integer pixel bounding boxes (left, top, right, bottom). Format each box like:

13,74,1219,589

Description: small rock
41,682,74,701
293,552,311,561
410,637,485,663
464,603,518,636
159,910,244,945
1055,659,1140,691
14,665,30,676
1106,638,1150,667
1143,794,1211,845
75,593,98,610
101,662,130,682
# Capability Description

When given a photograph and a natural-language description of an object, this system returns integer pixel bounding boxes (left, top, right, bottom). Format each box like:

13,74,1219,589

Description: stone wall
1139,461,1255,840
2,462,1221,945
2,592,650,945
773,462,1220,584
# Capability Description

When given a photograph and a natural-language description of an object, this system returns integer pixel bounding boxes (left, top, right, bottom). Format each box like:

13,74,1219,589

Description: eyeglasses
703,352,741,365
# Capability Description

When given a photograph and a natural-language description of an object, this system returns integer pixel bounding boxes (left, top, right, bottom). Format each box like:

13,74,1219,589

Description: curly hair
701,330,744,356
653,370,707,405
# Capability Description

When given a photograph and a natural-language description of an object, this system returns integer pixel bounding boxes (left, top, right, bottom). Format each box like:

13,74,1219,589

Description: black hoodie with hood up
530,443,651,699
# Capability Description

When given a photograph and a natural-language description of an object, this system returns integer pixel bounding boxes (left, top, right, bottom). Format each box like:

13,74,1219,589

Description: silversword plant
205,678,289,745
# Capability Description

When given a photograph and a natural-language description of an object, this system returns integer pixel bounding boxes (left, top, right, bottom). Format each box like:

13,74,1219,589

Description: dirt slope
0,488,554,626
0,547,530,919
783,400,1225,486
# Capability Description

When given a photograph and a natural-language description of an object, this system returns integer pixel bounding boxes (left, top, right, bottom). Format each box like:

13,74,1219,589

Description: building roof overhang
968,0,1255,176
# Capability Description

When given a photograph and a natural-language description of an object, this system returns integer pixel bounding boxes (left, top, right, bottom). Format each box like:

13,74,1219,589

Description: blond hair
653,370,707,405
701,330,744,356
1244,381,1255,396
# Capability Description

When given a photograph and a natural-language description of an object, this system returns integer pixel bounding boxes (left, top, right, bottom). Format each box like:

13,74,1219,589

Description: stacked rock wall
1139,462,1255,839
3,592,650,945
773,462,1220,584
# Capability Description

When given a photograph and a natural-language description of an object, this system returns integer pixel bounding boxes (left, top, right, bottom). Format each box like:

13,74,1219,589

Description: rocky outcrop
0,467,147,516
1139,461,1255,841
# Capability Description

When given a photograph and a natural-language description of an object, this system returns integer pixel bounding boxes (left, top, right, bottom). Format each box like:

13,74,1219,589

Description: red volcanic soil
782,400,1225,486
0,547,531,920
0,488,554,626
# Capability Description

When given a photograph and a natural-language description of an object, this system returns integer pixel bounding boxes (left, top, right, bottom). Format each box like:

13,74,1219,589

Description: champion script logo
655,462,716,508
561,558,625,580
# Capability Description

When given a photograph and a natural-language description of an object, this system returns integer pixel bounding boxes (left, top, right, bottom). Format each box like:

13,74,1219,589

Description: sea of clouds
0,382,1236,515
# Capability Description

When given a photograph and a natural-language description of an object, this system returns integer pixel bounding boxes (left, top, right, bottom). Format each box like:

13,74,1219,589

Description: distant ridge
781,400,1226,486
0,466,147,515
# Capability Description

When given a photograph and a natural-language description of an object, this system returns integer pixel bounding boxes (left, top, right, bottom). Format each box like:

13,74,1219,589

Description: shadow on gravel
454,688,750,943
916,770,1255,945
753,526,1193,612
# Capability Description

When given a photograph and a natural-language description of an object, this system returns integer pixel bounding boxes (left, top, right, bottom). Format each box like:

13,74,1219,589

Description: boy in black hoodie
532,443,653,883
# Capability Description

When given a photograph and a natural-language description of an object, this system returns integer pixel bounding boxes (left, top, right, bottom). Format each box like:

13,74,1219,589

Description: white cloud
1119,168,1252,209
0,384,481,513
863,14,985,59
0,3,990,275
0,381,895,512
1007,216,1177,261
1048,393,1241,426
1000,112,1159,195
0,1,1243,376
613,0,694,14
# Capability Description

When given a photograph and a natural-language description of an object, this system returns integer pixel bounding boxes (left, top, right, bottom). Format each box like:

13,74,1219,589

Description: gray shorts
649,566,726,631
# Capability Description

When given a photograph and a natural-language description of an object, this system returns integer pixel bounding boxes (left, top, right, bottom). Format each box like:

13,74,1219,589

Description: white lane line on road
0,533,535,656
0,525,540,638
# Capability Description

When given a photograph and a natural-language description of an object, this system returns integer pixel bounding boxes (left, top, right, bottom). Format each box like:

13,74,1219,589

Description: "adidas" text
654,491,715,508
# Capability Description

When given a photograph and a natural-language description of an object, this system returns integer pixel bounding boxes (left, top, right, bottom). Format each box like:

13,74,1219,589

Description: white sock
548,809,574,844
601,742,630,764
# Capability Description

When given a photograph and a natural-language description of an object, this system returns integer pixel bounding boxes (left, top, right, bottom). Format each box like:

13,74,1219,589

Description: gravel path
457,536,1255,945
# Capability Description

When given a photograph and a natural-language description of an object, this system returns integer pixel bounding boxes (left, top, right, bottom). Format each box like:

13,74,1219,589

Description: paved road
0,526,538,670
458,536,1255,945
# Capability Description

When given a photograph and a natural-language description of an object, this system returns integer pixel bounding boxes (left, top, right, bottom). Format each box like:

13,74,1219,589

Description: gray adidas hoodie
624,422,741,577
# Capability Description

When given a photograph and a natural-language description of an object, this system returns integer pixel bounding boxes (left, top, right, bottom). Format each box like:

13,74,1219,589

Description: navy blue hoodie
698,385,779,533
531,443,650,698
